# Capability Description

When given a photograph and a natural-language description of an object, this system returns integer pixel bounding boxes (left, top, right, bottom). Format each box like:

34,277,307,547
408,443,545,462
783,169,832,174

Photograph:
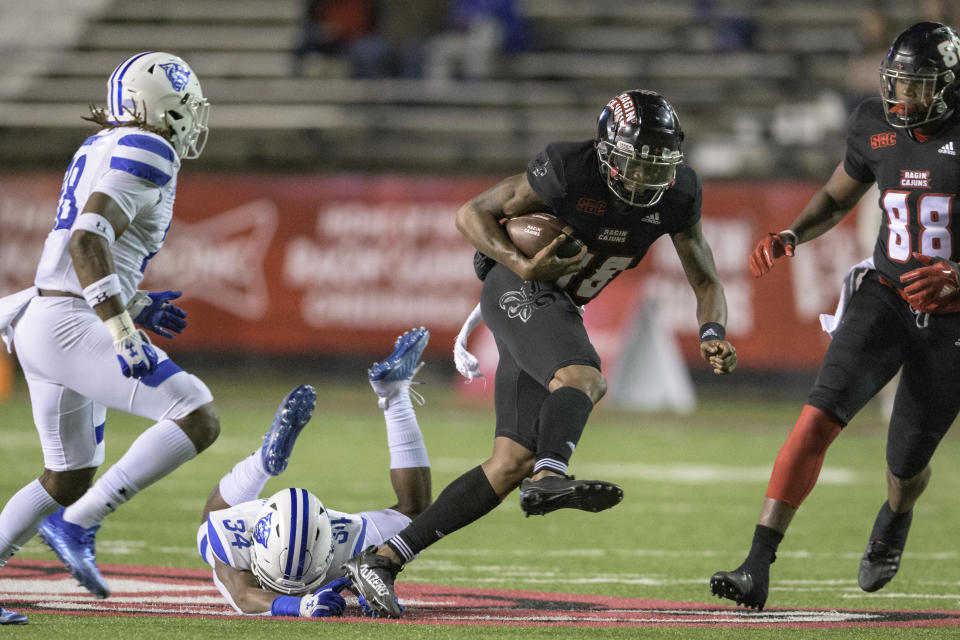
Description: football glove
748,231,797,278
299,577,349,617
127,290,187,339
900,252,960,313
105,311,158,378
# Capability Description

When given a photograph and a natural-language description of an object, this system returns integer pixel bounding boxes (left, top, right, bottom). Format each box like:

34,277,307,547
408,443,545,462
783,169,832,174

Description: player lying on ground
196,328,431,616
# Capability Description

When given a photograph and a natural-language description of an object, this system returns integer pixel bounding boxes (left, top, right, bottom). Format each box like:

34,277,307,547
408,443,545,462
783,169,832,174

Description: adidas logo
701,327,719,340
938,141,956,155
640,211,661,224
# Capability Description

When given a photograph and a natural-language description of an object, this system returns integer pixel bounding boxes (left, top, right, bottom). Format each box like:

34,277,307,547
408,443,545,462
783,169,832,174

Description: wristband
779,229,798,246
699,322,726,343
270,594,302,617
103,310,137,342
71,213,116,244
83,273,121,308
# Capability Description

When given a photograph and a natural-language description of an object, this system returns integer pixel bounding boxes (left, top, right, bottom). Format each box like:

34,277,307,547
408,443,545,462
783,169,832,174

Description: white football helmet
106,51,210,159
249,488,335,595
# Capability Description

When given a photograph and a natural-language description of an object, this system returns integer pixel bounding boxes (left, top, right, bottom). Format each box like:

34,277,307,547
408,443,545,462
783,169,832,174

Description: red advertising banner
0,174,864,369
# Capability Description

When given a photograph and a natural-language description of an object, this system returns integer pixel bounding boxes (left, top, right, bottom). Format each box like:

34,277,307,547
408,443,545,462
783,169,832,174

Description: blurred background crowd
1,0,958,406
1,0,957,177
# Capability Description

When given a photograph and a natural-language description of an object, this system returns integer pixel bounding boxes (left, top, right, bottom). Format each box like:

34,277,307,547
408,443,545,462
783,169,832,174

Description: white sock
384,393,430,469
64,420,197,529
0,479,59,566
217,452,271,506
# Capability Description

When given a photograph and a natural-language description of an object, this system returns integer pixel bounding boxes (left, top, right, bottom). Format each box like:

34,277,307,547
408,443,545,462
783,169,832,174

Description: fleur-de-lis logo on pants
498,282,558,323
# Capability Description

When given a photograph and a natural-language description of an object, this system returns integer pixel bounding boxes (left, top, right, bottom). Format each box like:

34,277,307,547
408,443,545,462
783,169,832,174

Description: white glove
454,303,484,380
105,311,158,378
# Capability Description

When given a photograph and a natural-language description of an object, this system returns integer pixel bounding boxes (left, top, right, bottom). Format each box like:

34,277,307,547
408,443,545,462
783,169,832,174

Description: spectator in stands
349,0,449,78
291,0,374,76
423,0,528,82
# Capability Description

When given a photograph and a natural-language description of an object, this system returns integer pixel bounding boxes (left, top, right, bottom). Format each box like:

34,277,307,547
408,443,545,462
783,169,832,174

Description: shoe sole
520,481,623,516
262,385,316,476
369,328,429,383
341,559,403,619
36,529,110,599
709,573,763,610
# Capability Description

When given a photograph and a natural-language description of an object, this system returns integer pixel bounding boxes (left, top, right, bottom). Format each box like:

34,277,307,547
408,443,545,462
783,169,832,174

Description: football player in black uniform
711,21,960,611
343,89,737,618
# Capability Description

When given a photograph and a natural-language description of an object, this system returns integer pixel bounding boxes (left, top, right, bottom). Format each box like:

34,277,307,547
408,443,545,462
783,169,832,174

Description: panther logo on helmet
253,511,272,547
159,62,191,91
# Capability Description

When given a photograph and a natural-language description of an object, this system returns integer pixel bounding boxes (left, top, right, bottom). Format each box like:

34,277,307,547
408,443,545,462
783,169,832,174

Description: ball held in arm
505,213,584,259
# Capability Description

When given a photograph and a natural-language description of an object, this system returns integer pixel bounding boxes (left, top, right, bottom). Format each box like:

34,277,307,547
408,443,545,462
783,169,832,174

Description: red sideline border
3,559,960,628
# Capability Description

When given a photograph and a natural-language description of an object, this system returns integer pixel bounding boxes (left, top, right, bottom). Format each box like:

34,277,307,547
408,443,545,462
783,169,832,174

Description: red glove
748,231,797,278
900,252,960,312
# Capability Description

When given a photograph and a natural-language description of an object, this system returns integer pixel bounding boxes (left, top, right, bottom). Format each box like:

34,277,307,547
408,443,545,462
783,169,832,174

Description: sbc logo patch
870,132,897,149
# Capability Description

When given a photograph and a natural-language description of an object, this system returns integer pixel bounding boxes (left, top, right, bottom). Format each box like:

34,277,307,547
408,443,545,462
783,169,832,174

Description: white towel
819,258,874,337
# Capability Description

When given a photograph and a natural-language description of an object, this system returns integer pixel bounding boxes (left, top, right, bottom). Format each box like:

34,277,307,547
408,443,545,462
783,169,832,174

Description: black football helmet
596,90,683,207
880,21,960,130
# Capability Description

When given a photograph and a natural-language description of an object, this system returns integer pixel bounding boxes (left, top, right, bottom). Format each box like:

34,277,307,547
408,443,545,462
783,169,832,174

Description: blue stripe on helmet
284,487,298,579
109,157,172,187
296,488,310,579
110,51,154,118
118,133,176,162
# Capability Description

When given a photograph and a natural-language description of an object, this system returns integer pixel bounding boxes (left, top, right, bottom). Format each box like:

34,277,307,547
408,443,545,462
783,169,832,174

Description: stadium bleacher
0,1,931,177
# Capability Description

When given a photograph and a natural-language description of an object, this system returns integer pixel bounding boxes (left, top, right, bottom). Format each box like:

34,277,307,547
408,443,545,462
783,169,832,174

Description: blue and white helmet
107,51,210,159
249,488,335,595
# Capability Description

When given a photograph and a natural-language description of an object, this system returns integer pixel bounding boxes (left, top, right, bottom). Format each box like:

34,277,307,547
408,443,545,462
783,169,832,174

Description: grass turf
1,370,959,639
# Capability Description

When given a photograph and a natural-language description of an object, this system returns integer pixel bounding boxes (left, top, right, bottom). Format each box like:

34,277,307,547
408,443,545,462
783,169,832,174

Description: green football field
1,369,959,639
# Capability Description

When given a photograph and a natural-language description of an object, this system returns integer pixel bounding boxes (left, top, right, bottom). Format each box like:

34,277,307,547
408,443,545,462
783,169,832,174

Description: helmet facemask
880,63,953,129
597,140,681,207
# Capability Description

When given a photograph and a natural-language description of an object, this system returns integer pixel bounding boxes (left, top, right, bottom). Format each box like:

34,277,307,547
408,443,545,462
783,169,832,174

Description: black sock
744,524,784,567
869,501,913,549
386,466,500,562
534,387,594,473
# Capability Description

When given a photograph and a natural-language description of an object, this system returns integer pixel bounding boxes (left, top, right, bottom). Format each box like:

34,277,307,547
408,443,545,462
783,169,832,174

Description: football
504,213,584,259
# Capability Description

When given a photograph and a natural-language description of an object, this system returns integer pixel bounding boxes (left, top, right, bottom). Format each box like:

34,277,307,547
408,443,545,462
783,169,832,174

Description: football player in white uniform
196,328,432,617
0,52,215,621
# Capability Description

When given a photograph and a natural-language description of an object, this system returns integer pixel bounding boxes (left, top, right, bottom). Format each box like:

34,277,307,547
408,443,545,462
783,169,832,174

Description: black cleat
341,546,404,619
858,540,902,592
519,475,623,517
710,566,769,611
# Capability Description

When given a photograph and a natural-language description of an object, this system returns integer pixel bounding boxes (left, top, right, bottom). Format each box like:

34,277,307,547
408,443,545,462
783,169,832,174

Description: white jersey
34,127,180,302
197,499,411,596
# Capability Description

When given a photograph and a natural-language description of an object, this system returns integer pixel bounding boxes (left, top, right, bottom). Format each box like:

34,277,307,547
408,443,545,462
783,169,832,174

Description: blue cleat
37,508,109,599
260,384,317,476
0,607,27,625
368,327,429,409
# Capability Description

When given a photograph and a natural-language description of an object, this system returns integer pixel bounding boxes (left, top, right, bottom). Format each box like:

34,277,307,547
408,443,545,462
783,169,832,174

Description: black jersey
523,139,701,305
845,97,960,288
